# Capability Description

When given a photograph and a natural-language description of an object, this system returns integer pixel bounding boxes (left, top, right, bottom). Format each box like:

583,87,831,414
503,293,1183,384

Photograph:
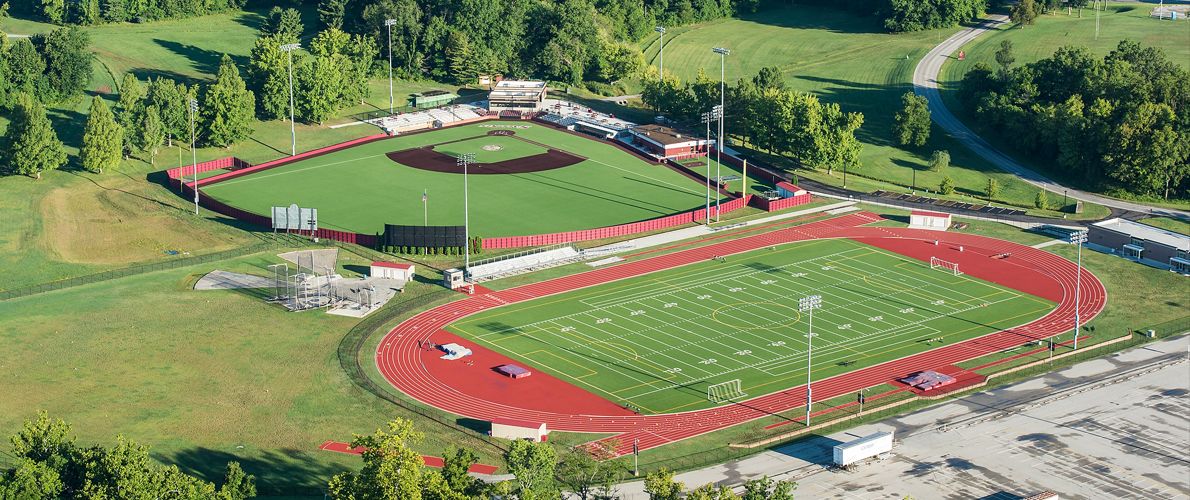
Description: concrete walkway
610,334,1189,499
912,15,1189,219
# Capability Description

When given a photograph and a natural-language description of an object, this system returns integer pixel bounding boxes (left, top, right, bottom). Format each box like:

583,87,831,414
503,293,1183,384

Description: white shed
371,261,415,281
909,210,952,231
490,418,549,442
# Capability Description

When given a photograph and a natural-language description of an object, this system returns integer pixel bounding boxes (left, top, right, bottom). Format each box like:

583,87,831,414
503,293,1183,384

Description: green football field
201,123,722,236
446,238,1054,414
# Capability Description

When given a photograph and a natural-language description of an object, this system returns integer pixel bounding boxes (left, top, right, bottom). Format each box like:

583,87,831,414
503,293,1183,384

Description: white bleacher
466,246,582,282
369,104,487,134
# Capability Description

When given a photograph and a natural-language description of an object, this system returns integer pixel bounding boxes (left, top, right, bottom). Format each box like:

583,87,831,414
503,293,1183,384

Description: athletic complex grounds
199,122,724,237
375,211,1106,455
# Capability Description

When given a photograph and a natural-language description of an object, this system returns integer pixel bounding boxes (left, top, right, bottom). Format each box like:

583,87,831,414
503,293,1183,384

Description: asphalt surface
911,15,1189,219
612,334,1189,499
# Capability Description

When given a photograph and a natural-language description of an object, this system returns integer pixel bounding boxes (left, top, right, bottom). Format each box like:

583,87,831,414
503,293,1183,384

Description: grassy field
445,238,1052,414
0,248,505,496
634,6,1105,215
938,3,1190,207
202,123,723,236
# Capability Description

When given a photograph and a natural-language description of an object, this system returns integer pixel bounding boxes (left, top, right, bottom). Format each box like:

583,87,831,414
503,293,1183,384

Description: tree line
958,40,1189,200
0,414,797,499
13,0,247,25
642,67,864,177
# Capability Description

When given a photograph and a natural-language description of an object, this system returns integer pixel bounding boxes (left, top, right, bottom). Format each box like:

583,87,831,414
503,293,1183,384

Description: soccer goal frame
929,257,962,276
707,379,747,403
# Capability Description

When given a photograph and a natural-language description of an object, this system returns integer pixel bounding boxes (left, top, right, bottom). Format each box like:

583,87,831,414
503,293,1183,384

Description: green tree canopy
81,96,124,174
3,93,66,179
894,91,931,148
201,54,256,147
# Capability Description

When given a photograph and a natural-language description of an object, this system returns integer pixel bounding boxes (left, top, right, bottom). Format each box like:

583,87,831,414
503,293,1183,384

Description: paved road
912,15,1190,220
611,334,1190,499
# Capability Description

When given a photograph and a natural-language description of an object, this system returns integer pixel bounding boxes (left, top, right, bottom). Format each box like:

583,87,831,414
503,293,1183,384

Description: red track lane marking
319,441,500,475
372,213,1108,456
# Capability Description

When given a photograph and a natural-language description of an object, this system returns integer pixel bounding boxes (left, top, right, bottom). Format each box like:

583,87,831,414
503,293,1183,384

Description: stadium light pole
280,43,301,157
458,153,475,276
385,19,397,115
799,294,822,426
700,108,719,225
188,98,199,216
712,47,730,221
1070,230,1087,350
654,26,666,76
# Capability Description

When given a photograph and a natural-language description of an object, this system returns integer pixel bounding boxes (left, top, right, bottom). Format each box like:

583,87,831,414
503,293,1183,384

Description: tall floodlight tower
1070,230,1088,350
188,98,199,215
655,26,666,76
712,47,730,221
385,19,398,115
457,153,476,275
280,43,301,156
800,294,822,426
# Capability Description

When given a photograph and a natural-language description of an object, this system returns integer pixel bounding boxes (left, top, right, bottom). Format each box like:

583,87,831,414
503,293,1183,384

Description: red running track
374,212,1106,456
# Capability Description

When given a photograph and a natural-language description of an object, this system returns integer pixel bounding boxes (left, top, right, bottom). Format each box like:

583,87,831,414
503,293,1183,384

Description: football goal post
707,379,747,403
929,257,962,276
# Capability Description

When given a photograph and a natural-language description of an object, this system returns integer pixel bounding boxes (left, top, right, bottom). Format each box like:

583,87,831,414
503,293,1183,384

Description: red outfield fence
482,195,754,249
164,116,806,251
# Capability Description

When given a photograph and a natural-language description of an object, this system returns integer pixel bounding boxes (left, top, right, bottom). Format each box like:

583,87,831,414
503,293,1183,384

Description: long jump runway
374,212,1106,455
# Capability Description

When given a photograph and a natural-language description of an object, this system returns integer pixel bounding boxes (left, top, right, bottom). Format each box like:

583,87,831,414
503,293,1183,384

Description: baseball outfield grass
201,123,724,237
446,237,1054,414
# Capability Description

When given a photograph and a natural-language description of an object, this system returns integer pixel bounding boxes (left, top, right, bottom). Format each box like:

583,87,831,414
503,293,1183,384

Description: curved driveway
912,15,1189,219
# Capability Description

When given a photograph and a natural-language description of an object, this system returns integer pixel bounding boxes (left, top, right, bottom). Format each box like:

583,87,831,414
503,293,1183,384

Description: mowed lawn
202,123,722,236
446,238,1054,414
0,251,501,495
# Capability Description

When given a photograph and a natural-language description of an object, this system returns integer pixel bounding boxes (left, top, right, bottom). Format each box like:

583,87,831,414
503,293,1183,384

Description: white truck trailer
833,431,894,467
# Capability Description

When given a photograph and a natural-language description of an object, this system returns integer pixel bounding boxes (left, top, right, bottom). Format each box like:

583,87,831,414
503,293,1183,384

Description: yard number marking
701,358,718,365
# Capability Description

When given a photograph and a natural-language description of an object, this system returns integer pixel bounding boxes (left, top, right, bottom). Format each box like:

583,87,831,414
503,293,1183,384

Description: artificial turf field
446,238,1054,414
201,123,722,236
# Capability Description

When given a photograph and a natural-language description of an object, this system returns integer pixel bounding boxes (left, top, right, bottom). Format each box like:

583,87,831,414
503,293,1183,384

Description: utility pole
654,26,666,77
281,43,300,156
712,47,730,222
457,153,475,276
385,19,398,115
800,294,822,426
189,98,199,216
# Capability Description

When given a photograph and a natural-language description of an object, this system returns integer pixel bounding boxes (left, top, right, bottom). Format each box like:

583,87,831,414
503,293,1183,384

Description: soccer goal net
929,257,962,276
707,379,747,403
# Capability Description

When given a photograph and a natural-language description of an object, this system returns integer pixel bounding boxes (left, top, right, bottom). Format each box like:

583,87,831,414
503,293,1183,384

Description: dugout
489,418,549,442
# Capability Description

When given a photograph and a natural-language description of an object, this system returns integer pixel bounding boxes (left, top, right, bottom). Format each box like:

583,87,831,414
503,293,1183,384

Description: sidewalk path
912,15,1189,219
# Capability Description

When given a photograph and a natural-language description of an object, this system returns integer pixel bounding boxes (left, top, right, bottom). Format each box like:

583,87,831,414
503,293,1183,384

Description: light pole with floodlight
280,42,300,156
385,19,398,115
654,26,666,76
188,98,199,215
457,153,475,276
712,47,729,221
800,294,822,426
1070,230,1087,350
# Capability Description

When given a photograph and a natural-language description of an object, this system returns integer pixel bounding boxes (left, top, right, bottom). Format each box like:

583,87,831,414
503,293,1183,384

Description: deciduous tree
504,439,559,499
81,96,124,173
327,419,426,500
894,91,931,147
201,54,256,147
3,94,66,179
